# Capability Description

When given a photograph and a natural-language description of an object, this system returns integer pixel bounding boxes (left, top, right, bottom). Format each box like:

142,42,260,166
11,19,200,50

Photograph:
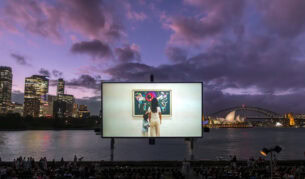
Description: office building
0,66,12,113
78,104,90,118
57,78,65,100
62,94,74,117
11,102,23,116
54,94,75,118
72,103,79,118
53,78,76,118
47,95,56,117
24,75,49,117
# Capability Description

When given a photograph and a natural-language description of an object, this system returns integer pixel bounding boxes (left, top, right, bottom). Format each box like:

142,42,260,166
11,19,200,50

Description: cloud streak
65,74,101,90
38,68,50,77
11,53,31,66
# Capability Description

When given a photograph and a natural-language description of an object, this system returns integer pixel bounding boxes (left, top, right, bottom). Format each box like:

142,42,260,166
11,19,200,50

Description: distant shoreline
0,128,95,131
1,126,304,131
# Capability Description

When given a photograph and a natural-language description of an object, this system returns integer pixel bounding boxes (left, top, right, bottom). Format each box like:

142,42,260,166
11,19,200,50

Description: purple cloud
38,68,50,77
52,70,63,78
115,44,141,63
104,29,305,113
258,0,305,37
167,0,245,45
1,0,123,41
3,0,305,115
71,40,112,59
65,74,100,90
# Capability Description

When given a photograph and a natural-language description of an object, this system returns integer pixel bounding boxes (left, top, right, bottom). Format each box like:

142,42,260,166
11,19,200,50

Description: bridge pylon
287,112,295,126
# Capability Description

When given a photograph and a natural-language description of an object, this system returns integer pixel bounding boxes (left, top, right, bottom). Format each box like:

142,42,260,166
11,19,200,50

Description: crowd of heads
0,156,97,178
0,156,305,178
193,157,305,178
0,156,184,178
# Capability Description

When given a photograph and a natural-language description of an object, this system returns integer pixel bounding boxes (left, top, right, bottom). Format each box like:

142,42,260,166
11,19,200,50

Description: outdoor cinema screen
102,82,203,138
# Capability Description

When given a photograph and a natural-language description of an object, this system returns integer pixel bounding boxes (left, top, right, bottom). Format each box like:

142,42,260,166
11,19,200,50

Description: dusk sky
1,0,305,115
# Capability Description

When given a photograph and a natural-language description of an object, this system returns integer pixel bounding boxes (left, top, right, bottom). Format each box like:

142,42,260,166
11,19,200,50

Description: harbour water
0,128,304,161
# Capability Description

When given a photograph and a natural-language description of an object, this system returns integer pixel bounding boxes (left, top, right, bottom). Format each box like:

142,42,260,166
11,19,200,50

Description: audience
0,156,304,178
0,156,184,178
193,157,305,179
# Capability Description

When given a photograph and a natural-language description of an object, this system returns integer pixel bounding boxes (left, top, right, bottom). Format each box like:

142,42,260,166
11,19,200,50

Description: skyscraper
63,94,74,117
11,102,23,116
57,78,65,100
47,95,56,117
54,94,75,118
72,103,79,118
79,104,90,118
24,75,49,117
0,66,13,113
53,78,76,118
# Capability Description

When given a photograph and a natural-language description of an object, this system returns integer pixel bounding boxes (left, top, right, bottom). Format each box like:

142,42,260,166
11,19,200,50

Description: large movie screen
102,83,202,137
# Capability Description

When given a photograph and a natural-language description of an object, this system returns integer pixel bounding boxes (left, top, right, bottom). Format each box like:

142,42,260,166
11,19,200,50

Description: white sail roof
236,115,241,122
225,110,236,123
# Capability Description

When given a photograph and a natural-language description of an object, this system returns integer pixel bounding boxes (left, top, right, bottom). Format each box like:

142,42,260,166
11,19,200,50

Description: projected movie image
102,83,202,138
133,90,171,117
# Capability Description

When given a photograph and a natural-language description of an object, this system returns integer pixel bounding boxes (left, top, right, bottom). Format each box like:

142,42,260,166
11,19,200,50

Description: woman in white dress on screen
148,98,162,137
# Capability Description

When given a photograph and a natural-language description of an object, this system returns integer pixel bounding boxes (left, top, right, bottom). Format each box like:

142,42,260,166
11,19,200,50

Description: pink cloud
164,0,245,46
125,2,147,21
0,19,20,34
0,0,123,42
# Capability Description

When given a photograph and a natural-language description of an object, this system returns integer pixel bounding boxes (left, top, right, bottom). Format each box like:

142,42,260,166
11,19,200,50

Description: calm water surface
0,128,304,161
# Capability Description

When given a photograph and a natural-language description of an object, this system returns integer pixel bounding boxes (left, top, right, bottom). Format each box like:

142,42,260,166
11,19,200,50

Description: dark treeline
0,113,100,130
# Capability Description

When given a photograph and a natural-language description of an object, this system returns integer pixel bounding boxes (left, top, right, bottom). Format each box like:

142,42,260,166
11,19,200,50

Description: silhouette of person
148,98,162,137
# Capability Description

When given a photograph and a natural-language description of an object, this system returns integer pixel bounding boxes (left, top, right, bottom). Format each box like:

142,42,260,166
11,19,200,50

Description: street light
260,146,282,179
260,148,269,156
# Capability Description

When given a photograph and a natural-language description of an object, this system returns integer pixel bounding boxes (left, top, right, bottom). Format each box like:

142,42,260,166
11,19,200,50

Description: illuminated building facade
24,75,49,117
53,94,75,118
288,112,295,126
72,103,79,118
62,94,74,117
0,66,12,113
53,78,75,118
57,78,65,100
78,104,90,118
11,102,23,116
47,95,56,117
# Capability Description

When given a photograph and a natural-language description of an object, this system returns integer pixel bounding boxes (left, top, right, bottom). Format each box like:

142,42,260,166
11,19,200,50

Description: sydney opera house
209,111,252,128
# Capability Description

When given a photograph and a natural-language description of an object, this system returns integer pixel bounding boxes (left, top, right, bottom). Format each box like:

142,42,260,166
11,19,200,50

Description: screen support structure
110,138,114,161
190,138,194,160
185,138,195,160
149,74,156,145
102,83,115,161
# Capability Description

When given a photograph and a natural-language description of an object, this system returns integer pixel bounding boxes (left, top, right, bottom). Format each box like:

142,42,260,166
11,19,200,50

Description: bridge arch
210,106,280,118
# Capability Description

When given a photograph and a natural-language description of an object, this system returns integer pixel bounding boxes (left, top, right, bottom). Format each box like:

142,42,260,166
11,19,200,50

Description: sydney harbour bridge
206,105,304,127
209,105,283,119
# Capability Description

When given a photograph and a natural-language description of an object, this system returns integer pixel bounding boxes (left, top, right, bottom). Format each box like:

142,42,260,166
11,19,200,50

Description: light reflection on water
0,128,304,161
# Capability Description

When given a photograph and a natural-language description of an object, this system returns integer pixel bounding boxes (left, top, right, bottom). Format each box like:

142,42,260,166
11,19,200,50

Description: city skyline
0,67,90,118
2,0,305,115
